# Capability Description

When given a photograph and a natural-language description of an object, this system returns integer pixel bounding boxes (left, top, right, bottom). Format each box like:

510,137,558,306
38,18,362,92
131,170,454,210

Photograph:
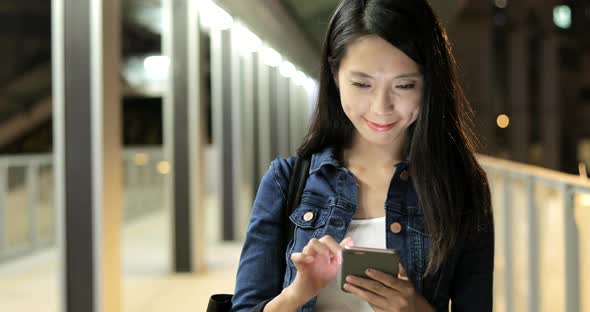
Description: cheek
404,95,422,121
340,89,363,116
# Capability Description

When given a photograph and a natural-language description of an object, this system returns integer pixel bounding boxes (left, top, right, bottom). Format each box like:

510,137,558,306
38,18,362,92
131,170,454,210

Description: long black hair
297,0,492,274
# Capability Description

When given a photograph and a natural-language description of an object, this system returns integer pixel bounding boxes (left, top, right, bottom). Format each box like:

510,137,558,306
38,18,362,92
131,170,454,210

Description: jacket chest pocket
288,199,333,254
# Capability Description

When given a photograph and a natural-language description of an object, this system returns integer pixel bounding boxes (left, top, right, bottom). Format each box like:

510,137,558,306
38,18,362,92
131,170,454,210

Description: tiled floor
0,210,243,312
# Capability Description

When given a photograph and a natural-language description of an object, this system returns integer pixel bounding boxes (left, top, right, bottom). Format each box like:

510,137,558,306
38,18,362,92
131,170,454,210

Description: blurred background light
143,55,170,81
553,5,572,29
157,161,171,175
494,0,507,9
232,23,262,55
122,55,169,96
262,46,282,67
279,61,296,78
497,114,510,128
304,77,318,96
129,4,163,34
294,70,307,86
134,153,149,166
199,0,234,31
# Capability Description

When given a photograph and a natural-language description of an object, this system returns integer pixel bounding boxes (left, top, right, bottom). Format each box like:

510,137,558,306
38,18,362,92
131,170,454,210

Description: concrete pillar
256,55,272,180
211,28,243,241
276,74,291,157
288,79,300,154
52,0,122,311
268,67,279,159
508,27,530,163
449,6,497,154
162,0,207,272
539,34,561,170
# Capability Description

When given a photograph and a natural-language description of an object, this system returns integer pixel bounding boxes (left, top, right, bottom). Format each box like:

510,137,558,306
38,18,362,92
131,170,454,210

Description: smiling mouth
365,119,397,131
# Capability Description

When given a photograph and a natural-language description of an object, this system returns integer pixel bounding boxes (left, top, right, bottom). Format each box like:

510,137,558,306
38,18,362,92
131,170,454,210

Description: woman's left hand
342,264,434,312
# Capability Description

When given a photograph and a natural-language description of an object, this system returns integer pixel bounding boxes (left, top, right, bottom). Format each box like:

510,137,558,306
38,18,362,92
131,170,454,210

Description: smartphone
340,246,400,292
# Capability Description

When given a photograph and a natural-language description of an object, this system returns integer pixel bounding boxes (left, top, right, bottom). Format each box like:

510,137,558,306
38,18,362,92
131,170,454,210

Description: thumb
339,236,354,248
336,237,354,265
398,263,409,281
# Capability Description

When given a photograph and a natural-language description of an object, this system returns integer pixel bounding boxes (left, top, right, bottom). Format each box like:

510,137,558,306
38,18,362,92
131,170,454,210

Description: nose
370,88,394,116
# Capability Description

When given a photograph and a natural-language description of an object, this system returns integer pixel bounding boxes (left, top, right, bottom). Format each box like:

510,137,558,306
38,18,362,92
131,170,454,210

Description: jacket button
303,212,314,222
390,222,403,234
400,171,409,181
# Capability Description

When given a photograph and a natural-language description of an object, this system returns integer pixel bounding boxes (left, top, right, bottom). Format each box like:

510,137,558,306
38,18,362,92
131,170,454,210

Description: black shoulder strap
284,156,311,245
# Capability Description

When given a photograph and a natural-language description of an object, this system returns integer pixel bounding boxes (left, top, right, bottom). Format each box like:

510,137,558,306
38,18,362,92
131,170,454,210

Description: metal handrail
479,154,590,191
0,146,166,262
479,155,589,312
1,151,589,311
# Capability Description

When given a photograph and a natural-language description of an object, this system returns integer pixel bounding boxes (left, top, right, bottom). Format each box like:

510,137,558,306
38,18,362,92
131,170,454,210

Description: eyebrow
349,71,422,79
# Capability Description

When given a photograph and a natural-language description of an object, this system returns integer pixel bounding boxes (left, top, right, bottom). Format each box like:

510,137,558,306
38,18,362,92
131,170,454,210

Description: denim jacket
231,146,494,311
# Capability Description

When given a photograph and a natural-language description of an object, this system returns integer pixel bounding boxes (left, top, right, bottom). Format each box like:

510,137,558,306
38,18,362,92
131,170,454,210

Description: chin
362,135,397,146
360,132,402,147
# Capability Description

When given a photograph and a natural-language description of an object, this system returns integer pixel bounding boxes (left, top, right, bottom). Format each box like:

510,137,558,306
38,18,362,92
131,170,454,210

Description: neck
343,132,406,170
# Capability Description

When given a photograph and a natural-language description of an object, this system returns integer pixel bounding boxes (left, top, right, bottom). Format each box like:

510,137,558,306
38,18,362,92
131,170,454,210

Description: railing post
27,161,39,249
503,173,513,312
527,177,539,312
562,185,579,312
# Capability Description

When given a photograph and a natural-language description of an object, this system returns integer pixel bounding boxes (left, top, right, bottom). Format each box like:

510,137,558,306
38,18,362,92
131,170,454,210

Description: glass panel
574,192,590,312
536,183,566,312
0,2,55,310
5,166,30,252
510,177,530,312
487,169,507,312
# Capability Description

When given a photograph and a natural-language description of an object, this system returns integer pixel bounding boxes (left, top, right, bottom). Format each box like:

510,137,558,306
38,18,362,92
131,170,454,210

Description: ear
333,73,340,89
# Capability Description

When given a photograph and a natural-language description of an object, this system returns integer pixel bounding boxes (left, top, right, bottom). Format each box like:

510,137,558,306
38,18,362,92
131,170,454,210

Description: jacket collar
309,146,341,175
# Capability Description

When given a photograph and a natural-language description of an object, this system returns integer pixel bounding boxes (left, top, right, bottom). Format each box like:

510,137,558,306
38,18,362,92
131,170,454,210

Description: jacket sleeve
230,158,293,312
449,212,495,312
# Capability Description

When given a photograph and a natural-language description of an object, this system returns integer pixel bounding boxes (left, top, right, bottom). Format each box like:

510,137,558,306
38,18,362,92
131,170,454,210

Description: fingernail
366,269,373,274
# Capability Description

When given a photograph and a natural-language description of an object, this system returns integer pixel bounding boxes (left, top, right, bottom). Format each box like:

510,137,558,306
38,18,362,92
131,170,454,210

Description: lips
366,119,397,132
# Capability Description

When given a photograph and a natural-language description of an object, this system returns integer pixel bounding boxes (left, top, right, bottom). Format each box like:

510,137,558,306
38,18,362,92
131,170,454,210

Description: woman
231,0,494,311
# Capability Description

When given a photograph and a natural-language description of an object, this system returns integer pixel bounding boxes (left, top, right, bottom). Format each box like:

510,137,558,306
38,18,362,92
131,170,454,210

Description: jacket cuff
250,298,274,312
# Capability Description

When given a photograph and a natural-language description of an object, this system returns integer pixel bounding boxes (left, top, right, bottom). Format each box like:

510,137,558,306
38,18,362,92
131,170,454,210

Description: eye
396,83,416,90
351,82,371,89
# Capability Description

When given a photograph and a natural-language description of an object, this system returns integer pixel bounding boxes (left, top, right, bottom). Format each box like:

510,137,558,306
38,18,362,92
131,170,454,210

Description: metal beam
215,0,320,74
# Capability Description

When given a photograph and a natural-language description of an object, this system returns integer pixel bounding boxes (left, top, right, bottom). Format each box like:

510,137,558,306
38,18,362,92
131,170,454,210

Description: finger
307,238,331,257
398,263,409,280
365,269,400,288
290,252,314,264
301,244,318,257
318,235,346,264
399,262,408,277
339,236,354,248
342,282,388,308
366,269,410,292
345,274,396,299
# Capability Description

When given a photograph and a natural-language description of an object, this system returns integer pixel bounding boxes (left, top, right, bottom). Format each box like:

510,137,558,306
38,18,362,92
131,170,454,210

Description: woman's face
336,35,423,148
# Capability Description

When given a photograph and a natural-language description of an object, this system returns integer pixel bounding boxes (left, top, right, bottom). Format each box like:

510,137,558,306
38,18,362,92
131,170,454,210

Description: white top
315,217,386,312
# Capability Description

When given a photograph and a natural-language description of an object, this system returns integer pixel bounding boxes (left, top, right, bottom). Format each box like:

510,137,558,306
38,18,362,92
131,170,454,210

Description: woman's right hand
264,236,354,312
288,235,355,304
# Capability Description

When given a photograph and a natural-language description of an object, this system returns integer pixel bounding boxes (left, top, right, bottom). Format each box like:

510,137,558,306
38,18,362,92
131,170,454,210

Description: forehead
339,35,420,76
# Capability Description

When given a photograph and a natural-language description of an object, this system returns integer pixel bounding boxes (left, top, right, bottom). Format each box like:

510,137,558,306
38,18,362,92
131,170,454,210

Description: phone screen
340,246,400,292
